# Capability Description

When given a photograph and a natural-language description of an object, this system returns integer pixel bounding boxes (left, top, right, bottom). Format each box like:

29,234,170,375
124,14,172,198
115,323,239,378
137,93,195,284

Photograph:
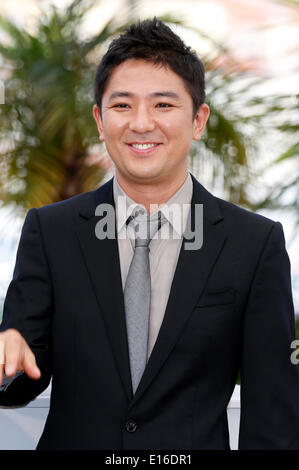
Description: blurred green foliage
0,0,297,221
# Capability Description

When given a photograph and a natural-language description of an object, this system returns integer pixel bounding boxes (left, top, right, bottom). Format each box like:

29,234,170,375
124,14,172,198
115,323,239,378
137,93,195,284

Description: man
0,18,298,450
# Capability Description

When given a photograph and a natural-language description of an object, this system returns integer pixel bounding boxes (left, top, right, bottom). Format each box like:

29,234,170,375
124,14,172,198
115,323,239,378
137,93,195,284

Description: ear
192,103,210,141
93,104,105,141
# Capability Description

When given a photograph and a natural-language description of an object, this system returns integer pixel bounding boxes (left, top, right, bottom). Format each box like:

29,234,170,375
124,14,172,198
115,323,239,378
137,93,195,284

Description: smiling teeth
131,143,158,149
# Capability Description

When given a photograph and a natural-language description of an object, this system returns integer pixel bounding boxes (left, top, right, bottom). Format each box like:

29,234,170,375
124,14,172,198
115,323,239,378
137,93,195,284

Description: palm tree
0,0,114,212
190,68,299,224
0,0,297,225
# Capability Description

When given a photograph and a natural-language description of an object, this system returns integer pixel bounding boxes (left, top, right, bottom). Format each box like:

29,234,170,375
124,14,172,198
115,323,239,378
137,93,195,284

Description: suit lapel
75,178,133,402
74,174,227,408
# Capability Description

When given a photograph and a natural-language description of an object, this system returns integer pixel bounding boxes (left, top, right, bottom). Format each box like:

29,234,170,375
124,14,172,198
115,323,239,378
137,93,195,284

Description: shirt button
125,419,138,433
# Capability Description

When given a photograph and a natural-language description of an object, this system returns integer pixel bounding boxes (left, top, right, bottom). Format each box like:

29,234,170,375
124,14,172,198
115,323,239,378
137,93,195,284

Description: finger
4,335,23,378
0,364,3,388
23,347,41,380
0,341,4,387
5,355,21,377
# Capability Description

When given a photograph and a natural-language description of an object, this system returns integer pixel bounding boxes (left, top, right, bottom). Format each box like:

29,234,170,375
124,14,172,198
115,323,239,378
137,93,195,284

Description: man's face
93,59,209,187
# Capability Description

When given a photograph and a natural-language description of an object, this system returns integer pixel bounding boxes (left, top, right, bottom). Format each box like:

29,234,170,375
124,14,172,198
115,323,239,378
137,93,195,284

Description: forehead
102,59,189,98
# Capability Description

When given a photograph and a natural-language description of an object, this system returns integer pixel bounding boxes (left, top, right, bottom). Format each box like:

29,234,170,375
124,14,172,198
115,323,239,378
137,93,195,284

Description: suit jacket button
126,419,138,432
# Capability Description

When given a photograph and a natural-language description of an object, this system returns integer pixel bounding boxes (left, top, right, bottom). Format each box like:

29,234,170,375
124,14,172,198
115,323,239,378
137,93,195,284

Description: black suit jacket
0,174,299,450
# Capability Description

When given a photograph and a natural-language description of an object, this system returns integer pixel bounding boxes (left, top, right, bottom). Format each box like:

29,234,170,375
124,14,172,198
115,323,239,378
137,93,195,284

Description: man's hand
0,329,41,387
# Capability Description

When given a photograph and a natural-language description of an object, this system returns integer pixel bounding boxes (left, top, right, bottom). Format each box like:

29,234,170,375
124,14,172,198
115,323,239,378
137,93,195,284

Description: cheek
161,116,181,131
162,120,173,130
164,127,193,151
160,115,193,142
102,115,126,138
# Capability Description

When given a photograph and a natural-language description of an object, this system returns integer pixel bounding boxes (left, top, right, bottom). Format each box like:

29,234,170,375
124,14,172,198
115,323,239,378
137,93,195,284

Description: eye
113,103,130,109
156,103,173,108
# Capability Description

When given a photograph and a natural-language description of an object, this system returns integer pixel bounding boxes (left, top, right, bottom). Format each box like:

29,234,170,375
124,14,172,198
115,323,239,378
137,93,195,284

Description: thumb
23,347,41,380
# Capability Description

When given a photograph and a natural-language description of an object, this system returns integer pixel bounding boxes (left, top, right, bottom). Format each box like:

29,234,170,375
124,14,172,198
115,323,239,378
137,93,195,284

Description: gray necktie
124,208,167,395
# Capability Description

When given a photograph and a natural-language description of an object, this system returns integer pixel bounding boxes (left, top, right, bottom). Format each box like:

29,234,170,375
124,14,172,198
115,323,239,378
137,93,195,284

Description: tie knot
126,207,167,248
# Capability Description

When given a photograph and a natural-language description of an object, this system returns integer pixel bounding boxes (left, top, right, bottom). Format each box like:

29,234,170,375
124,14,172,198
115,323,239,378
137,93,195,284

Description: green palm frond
0,0,298,229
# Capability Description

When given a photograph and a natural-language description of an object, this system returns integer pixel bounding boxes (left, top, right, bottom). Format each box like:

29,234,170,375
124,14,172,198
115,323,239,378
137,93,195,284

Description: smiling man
0,18,299,451
93,59,209,210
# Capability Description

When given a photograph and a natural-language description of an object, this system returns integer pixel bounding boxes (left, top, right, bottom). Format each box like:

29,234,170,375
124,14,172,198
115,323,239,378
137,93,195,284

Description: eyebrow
107,91,181,102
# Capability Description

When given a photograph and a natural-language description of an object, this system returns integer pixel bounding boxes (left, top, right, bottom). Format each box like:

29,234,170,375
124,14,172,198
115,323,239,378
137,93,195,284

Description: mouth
126,142,161,155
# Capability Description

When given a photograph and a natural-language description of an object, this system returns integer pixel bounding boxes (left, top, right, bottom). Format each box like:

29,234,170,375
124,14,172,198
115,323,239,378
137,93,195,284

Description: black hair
94,17,206,119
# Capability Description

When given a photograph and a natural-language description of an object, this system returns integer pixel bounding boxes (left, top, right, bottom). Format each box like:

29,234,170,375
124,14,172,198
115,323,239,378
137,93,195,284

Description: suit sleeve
0,208,53,405
239,221,299,449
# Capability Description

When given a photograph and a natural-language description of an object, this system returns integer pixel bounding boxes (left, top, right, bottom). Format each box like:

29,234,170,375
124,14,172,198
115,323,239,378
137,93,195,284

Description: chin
126,165,161,180
135,169,163,181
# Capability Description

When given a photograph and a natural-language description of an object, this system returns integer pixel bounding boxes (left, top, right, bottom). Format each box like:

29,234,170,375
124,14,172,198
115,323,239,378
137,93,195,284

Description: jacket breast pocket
195,288,235,308
175,288,237,356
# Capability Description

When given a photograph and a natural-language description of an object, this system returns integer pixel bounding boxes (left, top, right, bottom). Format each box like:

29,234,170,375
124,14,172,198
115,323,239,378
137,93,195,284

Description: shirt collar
113,171,193,237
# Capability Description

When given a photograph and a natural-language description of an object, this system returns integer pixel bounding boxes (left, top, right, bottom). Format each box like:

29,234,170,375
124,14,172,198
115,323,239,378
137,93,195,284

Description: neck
115,170,188,214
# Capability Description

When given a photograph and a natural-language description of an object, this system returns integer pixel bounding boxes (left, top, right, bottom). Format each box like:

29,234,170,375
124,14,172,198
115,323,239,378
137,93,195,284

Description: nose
129,104,155,133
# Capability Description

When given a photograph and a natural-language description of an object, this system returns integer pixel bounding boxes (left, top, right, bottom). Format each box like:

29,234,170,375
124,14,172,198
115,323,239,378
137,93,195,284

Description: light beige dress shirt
113,171,193,360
